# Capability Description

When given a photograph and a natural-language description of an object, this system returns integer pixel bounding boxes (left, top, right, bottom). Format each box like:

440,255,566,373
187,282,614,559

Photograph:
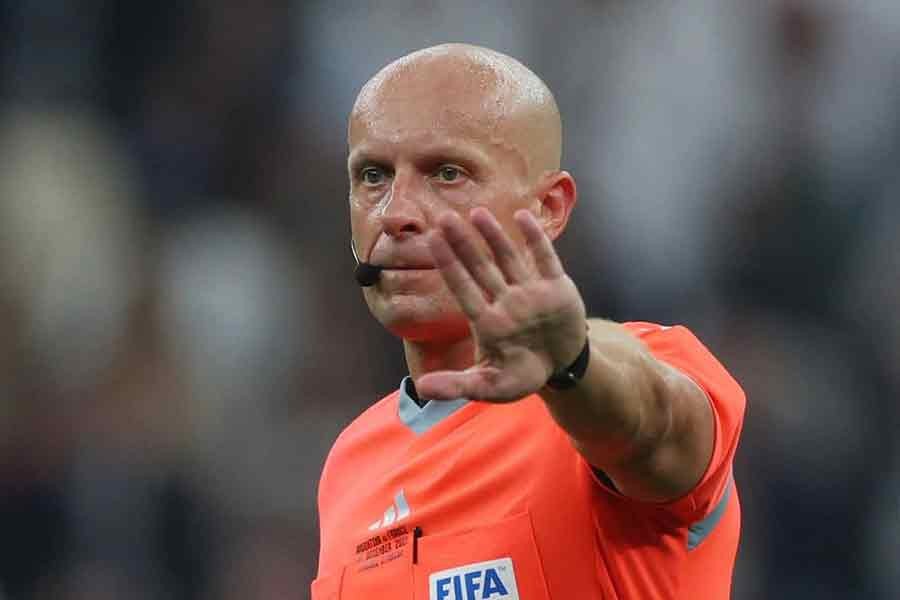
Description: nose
380,172,427,239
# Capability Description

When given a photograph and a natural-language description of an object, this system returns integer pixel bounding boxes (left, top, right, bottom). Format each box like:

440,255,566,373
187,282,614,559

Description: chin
391,317,471,343
369,294,469,343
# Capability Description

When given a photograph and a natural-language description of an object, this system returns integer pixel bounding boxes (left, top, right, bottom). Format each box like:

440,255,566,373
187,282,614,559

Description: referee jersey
313,322,745,599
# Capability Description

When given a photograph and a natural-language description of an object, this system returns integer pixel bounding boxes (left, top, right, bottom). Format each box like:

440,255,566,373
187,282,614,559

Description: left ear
535,171,577,241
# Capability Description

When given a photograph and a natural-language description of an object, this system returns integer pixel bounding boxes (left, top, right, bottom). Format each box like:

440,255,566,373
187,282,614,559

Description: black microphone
351,240,382,287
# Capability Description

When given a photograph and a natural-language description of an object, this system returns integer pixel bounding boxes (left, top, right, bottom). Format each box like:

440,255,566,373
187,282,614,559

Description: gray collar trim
397,376,469,434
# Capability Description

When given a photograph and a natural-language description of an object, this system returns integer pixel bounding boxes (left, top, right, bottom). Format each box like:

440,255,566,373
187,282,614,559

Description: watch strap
545,336,590,390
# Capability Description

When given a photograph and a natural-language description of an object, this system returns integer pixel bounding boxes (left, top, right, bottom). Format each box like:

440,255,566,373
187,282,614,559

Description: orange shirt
313,323,745,599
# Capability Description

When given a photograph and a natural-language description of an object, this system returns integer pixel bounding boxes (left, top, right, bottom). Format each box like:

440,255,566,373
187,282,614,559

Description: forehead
348,72,530,175
350,69,505,140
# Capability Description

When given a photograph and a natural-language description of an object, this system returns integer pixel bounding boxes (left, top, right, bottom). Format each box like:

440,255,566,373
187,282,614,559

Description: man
314,44,745,599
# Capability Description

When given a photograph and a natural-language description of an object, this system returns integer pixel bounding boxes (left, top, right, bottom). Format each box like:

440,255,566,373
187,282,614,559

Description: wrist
545,330,591,391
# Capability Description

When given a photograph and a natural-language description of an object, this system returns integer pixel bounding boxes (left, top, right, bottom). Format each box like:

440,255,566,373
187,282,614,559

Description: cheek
475,190,533,240
432,185,478,211
429,176,511,214
349,203,380,244
348,200,364,227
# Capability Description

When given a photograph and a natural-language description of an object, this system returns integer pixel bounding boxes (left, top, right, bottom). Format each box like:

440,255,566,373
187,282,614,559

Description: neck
404,335,476,387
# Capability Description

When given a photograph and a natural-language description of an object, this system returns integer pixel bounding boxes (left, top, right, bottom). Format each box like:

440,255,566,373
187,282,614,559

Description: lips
379,264,435,270
368,248,436,270
364,233,439,272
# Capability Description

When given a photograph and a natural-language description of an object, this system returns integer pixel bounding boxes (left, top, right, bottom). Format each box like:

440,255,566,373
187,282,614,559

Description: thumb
416,367,502,401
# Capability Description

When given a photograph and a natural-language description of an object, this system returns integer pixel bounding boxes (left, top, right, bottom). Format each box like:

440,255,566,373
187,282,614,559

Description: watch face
546,371,577,390
545,339,590,390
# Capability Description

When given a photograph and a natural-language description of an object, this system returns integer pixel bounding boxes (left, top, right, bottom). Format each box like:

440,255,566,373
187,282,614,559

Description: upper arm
602,323,746,521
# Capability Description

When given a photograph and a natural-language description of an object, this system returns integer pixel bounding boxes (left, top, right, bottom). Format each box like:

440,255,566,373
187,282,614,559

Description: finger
414,370,477,401
438,212,508,298
416,366,519,402
514,209,564,279
427,229,488,318
470,207,530,285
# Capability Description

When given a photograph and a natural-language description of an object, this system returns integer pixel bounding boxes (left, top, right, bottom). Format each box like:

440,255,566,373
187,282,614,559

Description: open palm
416,207,587,402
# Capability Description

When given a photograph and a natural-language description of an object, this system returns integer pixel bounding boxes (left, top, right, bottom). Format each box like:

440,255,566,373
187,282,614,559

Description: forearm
540,319,713,501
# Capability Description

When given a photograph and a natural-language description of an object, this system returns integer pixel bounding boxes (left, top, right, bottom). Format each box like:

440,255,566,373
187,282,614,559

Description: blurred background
0,0,897,598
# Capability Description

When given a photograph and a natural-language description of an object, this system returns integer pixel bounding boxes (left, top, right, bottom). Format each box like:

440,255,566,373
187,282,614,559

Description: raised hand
416,206,587,402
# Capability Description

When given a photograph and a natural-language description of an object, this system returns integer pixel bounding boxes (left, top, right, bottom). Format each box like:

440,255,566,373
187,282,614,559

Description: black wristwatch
545,336,591,390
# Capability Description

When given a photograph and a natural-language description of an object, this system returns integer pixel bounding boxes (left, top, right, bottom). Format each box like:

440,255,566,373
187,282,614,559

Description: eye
434,165,465,183
360,166,389,186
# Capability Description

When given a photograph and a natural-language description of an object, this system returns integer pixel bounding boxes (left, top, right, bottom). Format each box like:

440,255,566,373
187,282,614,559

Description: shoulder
333,389,401,450
622,321,746,416
621,321,704,348
622,321,746,520
318,389,401,501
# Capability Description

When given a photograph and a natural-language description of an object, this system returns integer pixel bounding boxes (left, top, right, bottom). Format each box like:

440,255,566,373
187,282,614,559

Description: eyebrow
348,140,491,174
347,148,389,174
417,143,489,167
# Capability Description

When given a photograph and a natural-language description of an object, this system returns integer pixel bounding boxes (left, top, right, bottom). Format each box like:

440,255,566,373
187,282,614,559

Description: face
347,66,539,342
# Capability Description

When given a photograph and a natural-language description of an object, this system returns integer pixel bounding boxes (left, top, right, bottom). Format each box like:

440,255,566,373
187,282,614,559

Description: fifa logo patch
429,558,519,600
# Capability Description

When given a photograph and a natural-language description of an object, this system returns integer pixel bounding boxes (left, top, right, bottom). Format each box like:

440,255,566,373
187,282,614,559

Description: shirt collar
397,376,469,434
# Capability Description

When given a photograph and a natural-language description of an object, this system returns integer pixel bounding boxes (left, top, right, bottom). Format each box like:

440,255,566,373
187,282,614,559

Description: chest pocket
312,535,416,600
312,513,549,600
413,512,550,600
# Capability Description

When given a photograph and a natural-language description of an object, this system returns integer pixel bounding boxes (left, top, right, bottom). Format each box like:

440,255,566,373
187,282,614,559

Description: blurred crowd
0,1,897,598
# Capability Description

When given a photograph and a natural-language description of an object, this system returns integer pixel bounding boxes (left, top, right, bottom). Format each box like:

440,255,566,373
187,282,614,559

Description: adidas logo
368,489,411,531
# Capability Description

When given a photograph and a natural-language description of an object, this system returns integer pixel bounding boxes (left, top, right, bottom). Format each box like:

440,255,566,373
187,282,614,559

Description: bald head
347,45,577,341
350,44,562,178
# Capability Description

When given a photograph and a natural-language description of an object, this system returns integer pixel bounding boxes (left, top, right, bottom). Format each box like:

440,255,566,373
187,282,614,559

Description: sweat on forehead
349,44,562,173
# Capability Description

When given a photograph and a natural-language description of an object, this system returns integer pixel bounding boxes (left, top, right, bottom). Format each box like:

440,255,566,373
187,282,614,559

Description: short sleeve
617,322,746,523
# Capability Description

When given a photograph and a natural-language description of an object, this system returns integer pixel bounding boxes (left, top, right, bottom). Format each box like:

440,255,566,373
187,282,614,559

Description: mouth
378,265,435,271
